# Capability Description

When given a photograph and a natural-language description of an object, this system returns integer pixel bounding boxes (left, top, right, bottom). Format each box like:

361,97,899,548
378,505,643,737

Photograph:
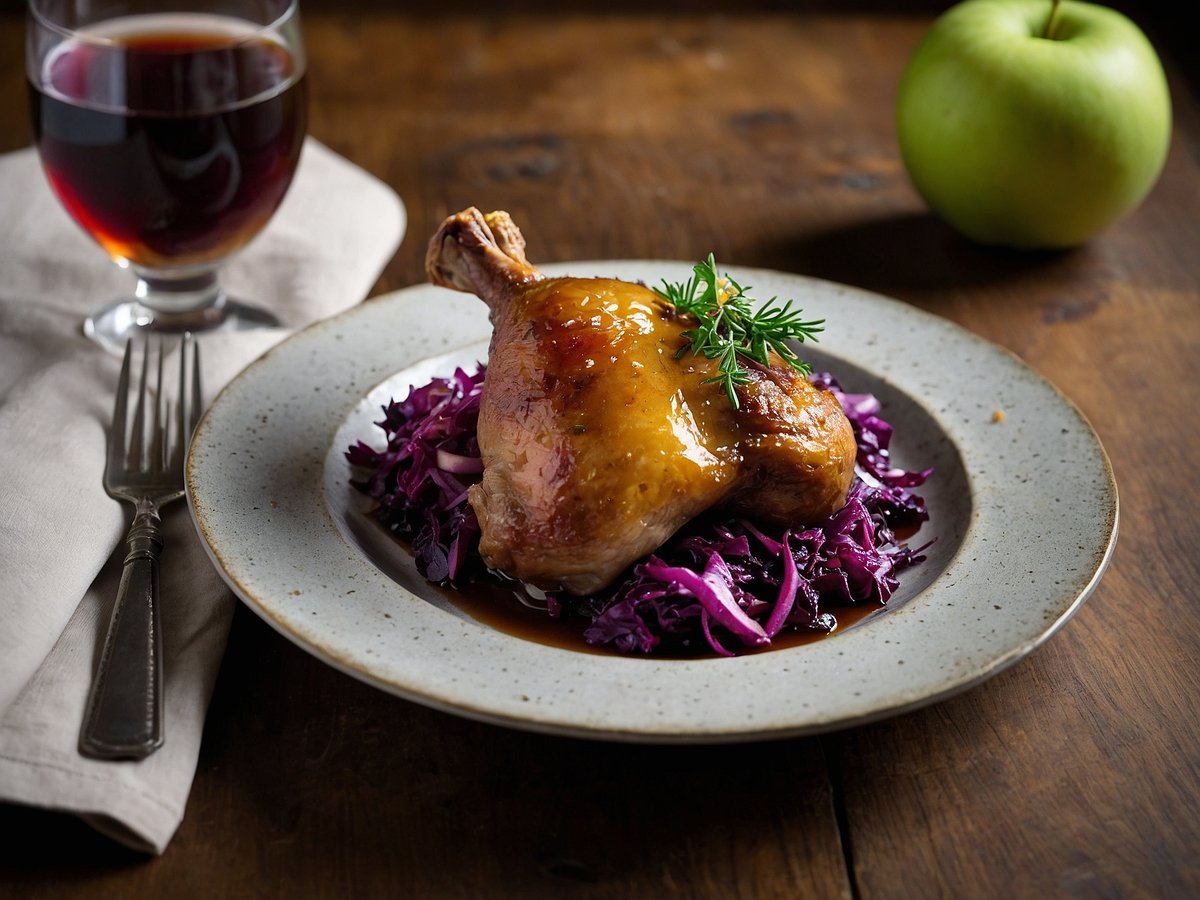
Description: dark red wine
29,15,307,269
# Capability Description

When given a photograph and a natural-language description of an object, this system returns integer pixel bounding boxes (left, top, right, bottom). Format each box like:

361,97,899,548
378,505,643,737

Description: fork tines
111,334,202,478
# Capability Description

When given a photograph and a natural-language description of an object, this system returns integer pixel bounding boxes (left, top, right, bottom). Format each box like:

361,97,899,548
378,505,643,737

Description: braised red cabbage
347,366,932,656
346,366,486,585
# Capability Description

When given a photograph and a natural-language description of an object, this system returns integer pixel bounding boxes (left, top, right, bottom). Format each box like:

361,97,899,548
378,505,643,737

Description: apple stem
1044,0,1063,40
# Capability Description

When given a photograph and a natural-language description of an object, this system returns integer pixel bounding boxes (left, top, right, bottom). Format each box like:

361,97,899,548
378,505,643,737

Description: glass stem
134,267,225,313
130,266,231,332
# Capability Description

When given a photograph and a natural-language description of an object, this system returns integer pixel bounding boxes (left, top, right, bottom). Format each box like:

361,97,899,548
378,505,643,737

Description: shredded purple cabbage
347,367,932,656
346,366,486,585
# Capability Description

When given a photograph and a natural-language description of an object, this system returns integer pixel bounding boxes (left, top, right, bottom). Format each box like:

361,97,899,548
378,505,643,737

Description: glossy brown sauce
368,502,919,657
437,509,929,657
433,568,886,658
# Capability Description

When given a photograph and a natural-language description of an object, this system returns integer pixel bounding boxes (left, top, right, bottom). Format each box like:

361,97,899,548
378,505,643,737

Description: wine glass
26,0,308,354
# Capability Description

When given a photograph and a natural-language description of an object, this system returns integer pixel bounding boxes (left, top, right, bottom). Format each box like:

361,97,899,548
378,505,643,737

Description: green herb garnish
654,254,825,409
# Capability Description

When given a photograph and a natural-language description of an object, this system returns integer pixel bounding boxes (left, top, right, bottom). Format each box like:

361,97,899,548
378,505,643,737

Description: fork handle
80,510,164,760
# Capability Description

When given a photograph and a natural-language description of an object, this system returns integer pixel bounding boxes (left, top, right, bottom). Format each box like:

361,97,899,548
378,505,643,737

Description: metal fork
80,334,202,760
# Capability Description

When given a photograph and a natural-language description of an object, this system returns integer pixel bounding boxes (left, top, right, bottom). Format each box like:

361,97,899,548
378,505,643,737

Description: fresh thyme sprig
654,254,825,409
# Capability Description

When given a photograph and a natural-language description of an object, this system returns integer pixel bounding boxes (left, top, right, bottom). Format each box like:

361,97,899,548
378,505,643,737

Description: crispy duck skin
426,208,856,595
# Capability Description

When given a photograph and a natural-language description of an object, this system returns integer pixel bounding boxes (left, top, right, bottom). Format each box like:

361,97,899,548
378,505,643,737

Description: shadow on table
748,211,1078,301
0,803,147,871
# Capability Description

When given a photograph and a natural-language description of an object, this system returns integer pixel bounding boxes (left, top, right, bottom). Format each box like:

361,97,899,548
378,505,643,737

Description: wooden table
2,3,1197,896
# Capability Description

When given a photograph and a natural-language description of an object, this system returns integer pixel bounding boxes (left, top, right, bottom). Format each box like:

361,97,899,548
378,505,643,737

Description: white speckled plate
186,262,1117,743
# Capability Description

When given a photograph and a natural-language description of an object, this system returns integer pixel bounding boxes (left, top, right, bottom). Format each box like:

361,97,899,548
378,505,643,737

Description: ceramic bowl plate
186,262,1117,743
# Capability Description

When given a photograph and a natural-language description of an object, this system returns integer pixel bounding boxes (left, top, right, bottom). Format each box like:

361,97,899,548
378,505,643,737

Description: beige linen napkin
0,137,405,854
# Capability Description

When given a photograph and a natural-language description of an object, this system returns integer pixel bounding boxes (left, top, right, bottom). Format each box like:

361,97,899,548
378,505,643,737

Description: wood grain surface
1,4,1197,898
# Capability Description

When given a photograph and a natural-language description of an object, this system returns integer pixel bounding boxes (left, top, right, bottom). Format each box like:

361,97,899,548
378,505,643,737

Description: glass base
84,296,282,356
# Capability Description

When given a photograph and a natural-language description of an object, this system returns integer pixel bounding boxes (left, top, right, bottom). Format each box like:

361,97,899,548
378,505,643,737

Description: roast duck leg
426,208,856,596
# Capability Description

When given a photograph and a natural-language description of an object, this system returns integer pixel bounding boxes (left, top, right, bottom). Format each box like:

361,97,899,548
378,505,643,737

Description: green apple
896,0,1171,248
